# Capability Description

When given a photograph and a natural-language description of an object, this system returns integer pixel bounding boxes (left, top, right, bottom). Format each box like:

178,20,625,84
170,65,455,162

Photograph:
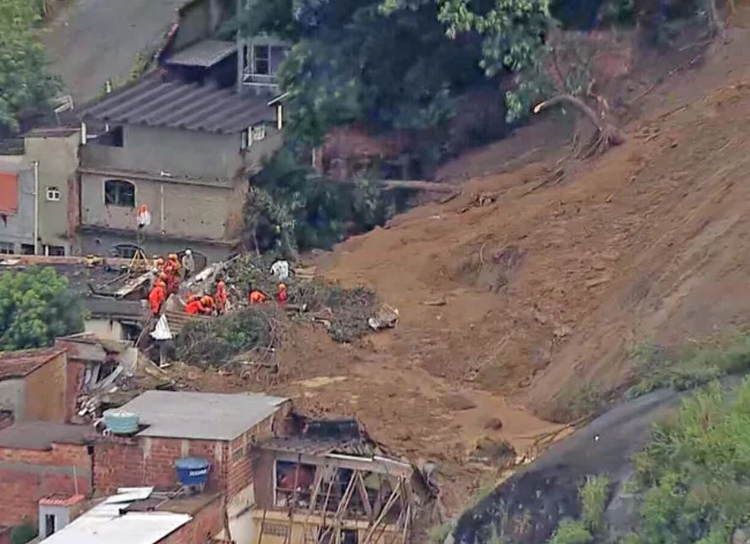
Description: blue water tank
175,457,211,486
103,410,140,435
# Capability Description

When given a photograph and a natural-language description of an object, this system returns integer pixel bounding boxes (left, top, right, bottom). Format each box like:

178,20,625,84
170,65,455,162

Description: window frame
46,186,61,202
104,179,136,208
252,45,270,76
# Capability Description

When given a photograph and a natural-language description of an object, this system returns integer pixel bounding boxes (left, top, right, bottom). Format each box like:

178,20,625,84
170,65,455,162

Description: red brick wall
24,353,66,423
0,526,10,544
94,436,227,495
0,443,92,526
160,495,225,544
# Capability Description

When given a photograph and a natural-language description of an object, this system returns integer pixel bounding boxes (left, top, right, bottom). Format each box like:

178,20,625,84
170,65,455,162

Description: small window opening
104,179,135,207
46,187,61,201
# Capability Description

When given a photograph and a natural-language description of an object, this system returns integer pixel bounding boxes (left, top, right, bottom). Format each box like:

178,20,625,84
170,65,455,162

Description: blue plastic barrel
175,457,210,486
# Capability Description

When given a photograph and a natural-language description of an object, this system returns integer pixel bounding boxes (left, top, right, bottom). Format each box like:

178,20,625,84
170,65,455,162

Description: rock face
452,389,682,544
733,527,750,544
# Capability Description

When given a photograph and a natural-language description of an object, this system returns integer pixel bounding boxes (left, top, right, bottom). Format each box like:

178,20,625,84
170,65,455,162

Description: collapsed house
252,414,436,544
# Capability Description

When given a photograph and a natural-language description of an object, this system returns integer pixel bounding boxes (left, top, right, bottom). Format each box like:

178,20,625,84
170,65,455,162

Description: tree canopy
0,0,60,134
0,267,84,350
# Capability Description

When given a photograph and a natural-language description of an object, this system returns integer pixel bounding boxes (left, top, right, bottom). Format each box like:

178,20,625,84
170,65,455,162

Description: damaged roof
117,390,289,440
165,39,236,67
80,74,275,134
0,347,65,380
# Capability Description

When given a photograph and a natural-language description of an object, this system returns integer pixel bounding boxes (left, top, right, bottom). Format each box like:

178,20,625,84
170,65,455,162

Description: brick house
0,420,95,527
94,390,291,543
0,347,68,423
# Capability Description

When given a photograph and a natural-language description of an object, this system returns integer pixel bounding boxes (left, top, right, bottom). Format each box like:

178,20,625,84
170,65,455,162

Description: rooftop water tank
175,457,211,487
103,410,139,435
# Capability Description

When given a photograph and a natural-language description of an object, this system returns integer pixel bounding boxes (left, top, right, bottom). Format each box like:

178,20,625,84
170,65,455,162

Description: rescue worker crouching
248,286,268,304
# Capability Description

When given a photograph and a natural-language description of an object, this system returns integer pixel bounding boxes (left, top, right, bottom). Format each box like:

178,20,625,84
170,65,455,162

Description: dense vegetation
627,379,750,543
242,146,399,256
0,0,60,134
0,267,84,350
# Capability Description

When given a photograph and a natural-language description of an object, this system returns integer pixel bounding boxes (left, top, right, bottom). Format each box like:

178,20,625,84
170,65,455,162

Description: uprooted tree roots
534,94,625,158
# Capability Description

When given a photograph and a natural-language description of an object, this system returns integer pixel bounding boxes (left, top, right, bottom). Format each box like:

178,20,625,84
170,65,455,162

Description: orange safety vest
249,290,267,304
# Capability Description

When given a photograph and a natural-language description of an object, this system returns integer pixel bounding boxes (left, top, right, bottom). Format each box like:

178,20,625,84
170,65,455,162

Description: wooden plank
270,451,413,478
356,471,374,522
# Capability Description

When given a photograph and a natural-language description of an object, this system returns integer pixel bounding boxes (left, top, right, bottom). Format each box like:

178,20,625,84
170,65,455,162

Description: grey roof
83,296,146,320
80,74,275,134
117,390,288,440
165,40,236,67
0,421,95,450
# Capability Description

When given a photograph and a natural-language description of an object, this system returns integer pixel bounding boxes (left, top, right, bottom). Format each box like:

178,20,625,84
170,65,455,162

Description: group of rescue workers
146,249,289,318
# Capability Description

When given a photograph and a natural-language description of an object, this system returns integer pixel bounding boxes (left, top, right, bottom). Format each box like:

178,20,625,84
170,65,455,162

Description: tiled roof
0,347,65,380
39,494,86,507
165,40,236,67
80,74,275,134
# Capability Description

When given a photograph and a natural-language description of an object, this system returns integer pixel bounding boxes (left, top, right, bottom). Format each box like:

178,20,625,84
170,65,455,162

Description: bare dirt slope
315,22,750,423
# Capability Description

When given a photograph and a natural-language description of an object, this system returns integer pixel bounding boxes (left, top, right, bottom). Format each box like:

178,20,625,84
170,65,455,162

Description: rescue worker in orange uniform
185,297,206,315
215,278,228,315
148,280,166,316
248,286,268,304
276,283,288,305
201,295,215,315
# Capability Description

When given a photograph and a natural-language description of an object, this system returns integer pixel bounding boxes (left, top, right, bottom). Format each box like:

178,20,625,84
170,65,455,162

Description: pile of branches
175,305,282,368
225,255,380,343
295,279,378,342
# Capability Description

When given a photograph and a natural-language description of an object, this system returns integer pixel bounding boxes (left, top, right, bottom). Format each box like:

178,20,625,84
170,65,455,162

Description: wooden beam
363,485,401,543
269,451,414,478
356,471,374,522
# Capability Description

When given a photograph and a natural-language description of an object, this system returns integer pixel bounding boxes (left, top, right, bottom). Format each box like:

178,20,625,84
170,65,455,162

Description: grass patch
626,377,750,543
628,332,750,397
546,475,610,544
546,383,607,423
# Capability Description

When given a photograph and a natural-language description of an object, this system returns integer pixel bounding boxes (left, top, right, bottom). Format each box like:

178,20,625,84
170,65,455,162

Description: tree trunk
707,0,725,37
379,180,458,194
534,94,625,157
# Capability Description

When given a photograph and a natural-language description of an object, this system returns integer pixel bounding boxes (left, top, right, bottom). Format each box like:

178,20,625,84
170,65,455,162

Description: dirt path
38,0,183,102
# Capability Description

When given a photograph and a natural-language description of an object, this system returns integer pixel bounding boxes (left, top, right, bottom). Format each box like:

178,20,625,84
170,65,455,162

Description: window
252,125,266,141
104,179,135,207
0,242,12,255
20,244,34,255
44,514,56,536
253,45,270,75
44,245,65,256
46,187,61,201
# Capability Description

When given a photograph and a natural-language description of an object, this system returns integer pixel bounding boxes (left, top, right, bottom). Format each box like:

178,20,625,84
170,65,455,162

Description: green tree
0,0,60,133
0,267,84,350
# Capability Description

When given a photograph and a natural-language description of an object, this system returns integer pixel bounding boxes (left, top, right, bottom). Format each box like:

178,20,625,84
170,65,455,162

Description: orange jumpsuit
148,285,166,315
185,299,206,315
276,289,288,305
215,281,228,314
249,290,267,304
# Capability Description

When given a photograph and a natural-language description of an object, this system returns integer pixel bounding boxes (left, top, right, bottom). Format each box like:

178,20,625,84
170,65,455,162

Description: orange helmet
201,296,214,307
278,283,287,291
168,253,178,261
156,280,166,289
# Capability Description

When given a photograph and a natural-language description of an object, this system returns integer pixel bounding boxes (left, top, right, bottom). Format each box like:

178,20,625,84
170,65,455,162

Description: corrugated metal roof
116,390,288,440
80,74,274,134
165,40,236,67
0,347,65,380
40,488,191,544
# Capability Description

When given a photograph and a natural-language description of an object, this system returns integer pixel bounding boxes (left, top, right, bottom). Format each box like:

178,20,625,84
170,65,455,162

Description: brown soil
176,9,750,514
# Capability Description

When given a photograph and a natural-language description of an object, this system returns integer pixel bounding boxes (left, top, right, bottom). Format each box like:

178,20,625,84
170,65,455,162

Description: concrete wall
79,172,238,241
0,379,25,421
25,132,81,253
38,504,73,538
84,318,125,341
0,442,92,526
75,230,233,263
82,126,243,181
24,353,67,423
0,157,35,251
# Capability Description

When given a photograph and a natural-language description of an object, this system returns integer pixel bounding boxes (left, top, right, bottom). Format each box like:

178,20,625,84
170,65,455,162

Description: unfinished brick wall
23,353,66,423
94,435,227,495
160,495,226,544
0,526,10,544
0,443,92,526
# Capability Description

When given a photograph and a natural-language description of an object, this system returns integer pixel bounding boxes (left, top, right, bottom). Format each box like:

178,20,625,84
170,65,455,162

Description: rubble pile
170,255,387,368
